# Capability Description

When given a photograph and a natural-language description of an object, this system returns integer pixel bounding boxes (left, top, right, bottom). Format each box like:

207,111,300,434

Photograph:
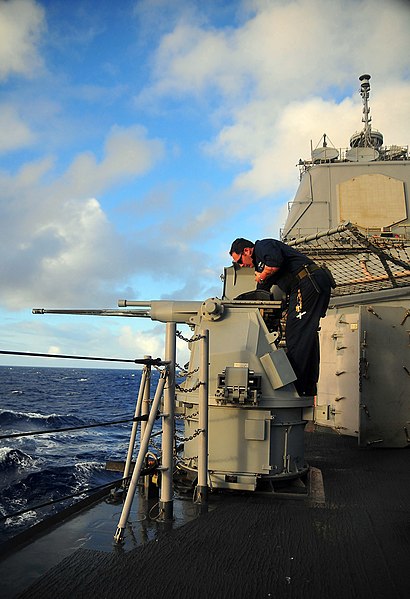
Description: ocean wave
0,447,34,471
4,510,39,530
0,410,89,430
0,461,114,519
0,366,142,542
1,464,96,506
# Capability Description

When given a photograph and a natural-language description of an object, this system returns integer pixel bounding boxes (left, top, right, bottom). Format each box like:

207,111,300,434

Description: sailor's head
230,238,255,268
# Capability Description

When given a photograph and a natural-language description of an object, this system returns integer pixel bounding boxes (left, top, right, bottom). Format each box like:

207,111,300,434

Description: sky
1,0,410,369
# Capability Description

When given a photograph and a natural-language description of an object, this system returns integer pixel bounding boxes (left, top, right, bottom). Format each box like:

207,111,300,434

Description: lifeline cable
0,478,130,522
0,457,159,523
0,349,165,366
0,414,151,440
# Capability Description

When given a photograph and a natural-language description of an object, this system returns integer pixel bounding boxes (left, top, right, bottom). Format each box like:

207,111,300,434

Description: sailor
229,237,332,396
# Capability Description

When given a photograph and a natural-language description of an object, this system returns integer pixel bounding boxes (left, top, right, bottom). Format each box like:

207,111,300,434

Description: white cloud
48,345,60,354
0,0,45,81
140,0,410,197
2,0,410,323
0,104,36,152
118,323,191,366
226,96,361,195
118,324,165,358
0,120,220,312
0,125,165,310
57,125,164,199
140,0,410,102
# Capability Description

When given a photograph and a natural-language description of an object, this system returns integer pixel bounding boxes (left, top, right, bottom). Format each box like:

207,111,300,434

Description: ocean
0,365,165,544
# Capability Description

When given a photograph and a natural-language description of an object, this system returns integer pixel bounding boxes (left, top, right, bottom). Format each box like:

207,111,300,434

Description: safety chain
176,364,199,377
175,380,202,393
175,411,199,421
148,437,163,454
176,330,205,343
153,361,198,378
175,428,204,443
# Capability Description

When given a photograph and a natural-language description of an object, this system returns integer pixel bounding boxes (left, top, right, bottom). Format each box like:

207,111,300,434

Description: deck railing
0,324,210,546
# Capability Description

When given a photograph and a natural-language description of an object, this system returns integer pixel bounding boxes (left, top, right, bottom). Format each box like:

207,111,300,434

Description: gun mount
167,266,311,492
116,268,310,491
33,265,313,493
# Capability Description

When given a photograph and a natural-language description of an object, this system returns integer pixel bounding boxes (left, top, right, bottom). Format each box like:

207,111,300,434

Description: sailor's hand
255,265,278,284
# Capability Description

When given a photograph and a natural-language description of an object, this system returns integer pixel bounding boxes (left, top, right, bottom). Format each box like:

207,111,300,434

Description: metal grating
287,222,410,296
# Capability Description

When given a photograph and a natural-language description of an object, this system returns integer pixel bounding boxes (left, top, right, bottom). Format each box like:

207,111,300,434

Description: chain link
176,381,201,393
148,438,162,454
175,411,199,421
176,330,205,343
175,428,204,443
176,364,199,377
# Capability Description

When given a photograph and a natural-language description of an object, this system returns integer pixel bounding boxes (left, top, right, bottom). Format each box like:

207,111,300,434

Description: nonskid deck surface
0,486,204,597
3,429,410,599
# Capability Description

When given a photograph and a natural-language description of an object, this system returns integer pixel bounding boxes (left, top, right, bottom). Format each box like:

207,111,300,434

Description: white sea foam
5,510,38,528
0,409,61,419
75,461,101,475
0,446,13,462
0,446,36,468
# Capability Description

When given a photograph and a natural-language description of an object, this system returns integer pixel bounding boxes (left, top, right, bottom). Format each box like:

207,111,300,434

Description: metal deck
2,428,409,599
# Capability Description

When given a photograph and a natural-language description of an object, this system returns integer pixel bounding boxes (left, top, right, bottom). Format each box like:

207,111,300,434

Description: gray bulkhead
283,160,410,240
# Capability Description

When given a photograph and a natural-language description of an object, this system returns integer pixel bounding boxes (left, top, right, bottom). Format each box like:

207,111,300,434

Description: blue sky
1,0,410,368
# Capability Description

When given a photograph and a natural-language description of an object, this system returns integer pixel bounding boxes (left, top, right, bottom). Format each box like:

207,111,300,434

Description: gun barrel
119,300,202,323
32,299,283,324
118,300,151,308
32,308,151,318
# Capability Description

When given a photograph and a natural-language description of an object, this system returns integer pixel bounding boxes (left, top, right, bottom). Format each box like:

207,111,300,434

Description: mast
350,74,383,150
359,73,372,147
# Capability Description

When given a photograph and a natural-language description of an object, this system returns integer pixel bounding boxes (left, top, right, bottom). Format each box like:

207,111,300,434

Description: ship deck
2,427,410,599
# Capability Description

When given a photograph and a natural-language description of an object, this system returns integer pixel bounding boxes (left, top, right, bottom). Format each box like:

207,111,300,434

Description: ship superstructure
281,75,410,447
282,74,410,241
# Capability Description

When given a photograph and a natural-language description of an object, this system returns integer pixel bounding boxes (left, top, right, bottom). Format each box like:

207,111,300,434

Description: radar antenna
347,74,383,161
359,74,372,147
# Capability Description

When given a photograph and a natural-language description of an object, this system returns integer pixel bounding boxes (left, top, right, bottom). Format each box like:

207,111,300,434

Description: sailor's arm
255,265,279,284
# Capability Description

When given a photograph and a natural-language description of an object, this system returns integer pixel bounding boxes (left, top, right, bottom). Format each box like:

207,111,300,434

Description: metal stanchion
158,322,176,520
114,369,168,544
141,356,152,496
123,367,148,481
196,328,209,508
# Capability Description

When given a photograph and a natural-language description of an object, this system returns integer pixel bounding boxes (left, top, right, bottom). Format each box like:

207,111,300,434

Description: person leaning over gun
229,237,334,397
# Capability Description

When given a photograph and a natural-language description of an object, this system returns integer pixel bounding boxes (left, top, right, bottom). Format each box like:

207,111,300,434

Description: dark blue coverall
254,239,332,396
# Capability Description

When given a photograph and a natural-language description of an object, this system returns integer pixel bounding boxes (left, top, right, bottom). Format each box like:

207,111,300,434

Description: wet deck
2,429,410,598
